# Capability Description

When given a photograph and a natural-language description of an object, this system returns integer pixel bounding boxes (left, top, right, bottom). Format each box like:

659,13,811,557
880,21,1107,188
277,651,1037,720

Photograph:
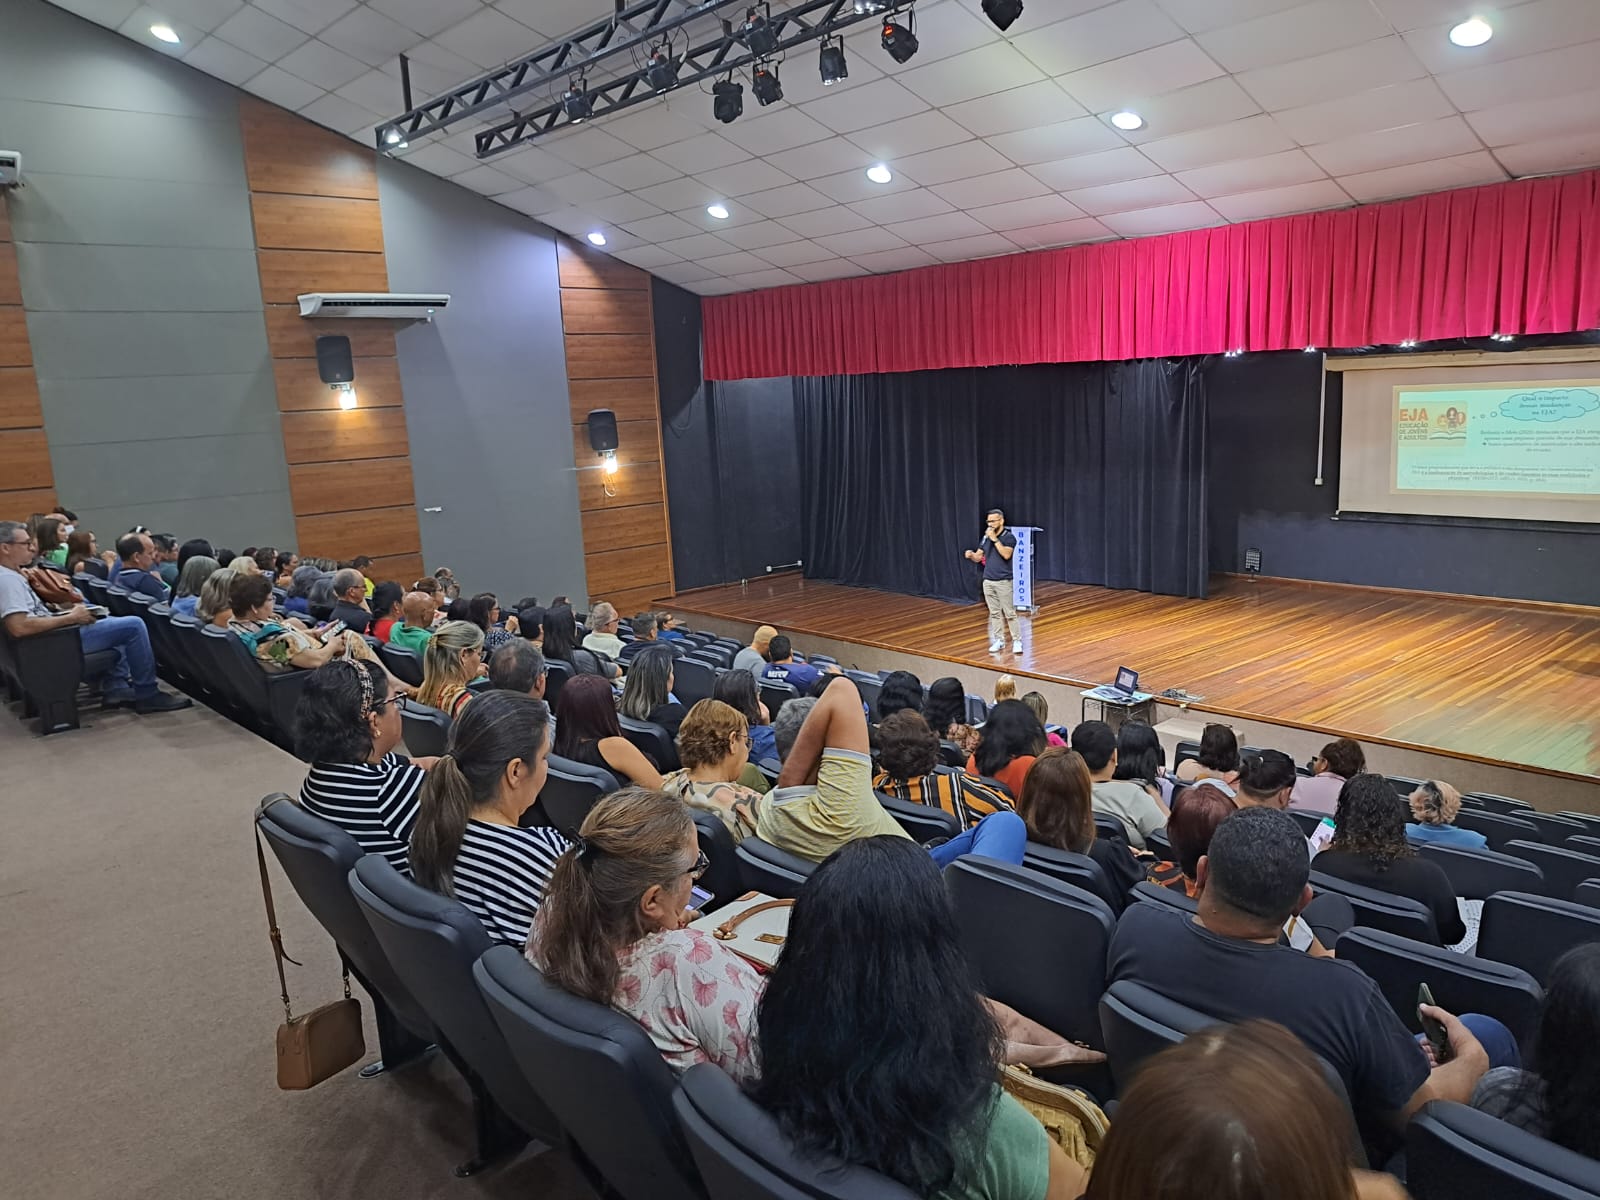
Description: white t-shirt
1091,778,1167,848
0,564,51,621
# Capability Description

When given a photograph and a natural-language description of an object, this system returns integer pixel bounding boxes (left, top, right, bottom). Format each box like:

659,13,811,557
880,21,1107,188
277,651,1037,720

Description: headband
341,658,374,718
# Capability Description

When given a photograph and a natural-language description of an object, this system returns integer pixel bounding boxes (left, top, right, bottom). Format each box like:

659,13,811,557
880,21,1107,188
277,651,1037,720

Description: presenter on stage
965,509,1021,655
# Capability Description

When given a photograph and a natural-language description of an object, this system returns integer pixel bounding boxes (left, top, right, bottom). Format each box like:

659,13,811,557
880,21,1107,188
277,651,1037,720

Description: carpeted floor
0,696,597,1200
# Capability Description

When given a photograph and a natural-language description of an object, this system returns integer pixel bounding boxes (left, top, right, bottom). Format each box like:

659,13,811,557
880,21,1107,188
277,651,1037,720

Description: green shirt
45,546,68,567
387,624,432,652
937,1088,1051,1200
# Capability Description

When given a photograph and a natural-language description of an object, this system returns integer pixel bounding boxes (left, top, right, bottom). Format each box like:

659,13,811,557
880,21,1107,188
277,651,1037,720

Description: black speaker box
315,334,354,384
587,408,619,453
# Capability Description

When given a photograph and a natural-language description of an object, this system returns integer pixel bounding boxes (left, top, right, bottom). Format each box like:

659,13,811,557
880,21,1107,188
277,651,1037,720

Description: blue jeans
928,811,1027,868
80,615,158,696
1415,1014,1520,1070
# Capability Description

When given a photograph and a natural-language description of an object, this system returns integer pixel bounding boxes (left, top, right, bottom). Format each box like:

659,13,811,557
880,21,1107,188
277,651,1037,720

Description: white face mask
63,525,75,535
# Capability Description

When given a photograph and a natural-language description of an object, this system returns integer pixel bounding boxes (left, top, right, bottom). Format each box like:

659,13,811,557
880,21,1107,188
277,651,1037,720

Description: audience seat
1453,808,1541,852
1021,842,1121,913
1570,835,1600,857
1334,928,1544,1054
400,700,452,758
1574,879,1600,908
1520,812,1590,844
963,695,988,725
1477,891,1600,985
1415,841,1545,900
734,837,814,900
1466,793,1536,816
1129,880,1198,914
167,613,222,708
139,601,183,686
474,946,704,1200
936,740,967,769
757,680,798,722
1173,740,1201,768
618,716,679,772
1143,828,1174,861
103,585,136,618
875,793,962,843
690,811,739,915
198,625,305,751
1308,871,1440,945
1097,979,1216,1095
254,796,433,1074
539,756,620,838
0,620,117,734
1406,1101,1600,1200
1386,775,1427,799
671,659,716,707
841,670,880,710
1092,814,1129,845
674,1063,920,1200
1501,841,1600,903
81,575,110,606
1288,809,1326,839
349,855,560,1174
378,644,424,688
1558,811,1600,835
542,659,573,708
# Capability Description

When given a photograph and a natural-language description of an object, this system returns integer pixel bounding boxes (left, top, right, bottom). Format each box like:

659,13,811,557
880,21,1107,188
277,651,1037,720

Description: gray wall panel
378,156,587,606
15,243,264,312
39,373,284,445
59,434,294,509
9,172,257,249
0,98,246,184
24,311,273,379
70,494,295,556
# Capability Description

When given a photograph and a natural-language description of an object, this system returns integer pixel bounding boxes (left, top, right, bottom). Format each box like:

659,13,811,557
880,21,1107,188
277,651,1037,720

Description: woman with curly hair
1314,772,1466,945
658,699,764,841
1404,779,1486,849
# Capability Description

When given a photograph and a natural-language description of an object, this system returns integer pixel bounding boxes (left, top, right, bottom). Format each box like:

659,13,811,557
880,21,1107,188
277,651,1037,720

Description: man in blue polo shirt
113,531,171,602
761,634,838,691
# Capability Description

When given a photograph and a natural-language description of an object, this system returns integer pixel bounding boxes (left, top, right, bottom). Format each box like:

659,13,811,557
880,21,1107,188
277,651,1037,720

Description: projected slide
1394,382,1600,497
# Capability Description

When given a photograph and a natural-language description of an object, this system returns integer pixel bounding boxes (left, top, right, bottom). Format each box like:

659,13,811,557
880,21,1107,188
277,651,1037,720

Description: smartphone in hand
1418,982,1451,1062
689,884,715,912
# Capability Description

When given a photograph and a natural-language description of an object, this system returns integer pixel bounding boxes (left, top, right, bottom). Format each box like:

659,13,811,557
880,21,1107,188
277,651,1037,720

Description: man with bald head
734,624,778,677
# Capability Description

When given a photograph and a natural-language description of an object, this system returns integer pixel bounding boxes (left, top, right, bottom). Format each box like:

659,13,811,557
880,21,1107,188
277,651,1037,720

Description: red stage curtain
701,170,1600,381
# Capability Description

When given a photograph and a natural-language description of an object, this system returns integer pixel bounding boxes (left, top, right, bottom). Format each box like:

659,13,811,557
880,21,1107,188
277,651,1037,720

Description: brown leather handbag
256,829,365,1089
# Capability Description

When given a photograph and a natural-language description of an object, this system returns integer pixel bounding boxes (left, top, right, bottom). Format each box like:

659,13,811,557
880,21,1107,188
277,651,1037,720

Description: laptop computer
1084,666,1148,704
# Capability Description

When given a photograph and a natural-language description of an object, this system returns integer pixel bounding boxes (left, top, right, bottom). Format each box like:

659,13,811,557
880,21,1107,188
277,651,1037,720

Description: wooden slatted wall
0,191,56,517
558,239,674,615
239,98,424,585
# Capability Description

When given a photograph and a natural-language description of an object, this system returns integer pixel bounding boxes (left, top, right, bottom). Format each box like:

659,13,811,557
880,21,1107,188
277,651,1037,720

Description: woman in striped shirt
409,690,570,947
295,659,436,873
872,710,1012,829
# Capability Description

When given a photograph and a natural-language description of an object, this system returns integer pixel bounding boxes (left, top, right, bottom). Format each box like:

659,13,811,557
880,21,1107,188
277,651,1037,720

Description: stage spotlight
383,126,403,145
818,37,848,86
646,46,680,93
752,64,783,105
562,79,593,123
853,0,890,12
981,0,1023,31
881,19,919,63
740,7,778,56
713,78,744,124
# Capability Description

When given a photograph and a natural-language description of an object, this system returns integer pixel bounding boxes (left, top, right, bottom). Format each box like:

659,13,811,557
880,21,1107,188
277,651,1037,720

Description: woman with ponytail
528,788,764,1082
416,619,485,718
409,690,569,946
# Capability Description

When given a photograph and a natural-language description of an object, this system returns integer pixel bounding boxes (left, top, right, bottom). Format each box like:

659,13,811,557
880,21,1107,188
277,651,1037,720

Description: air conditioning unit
297,292,450,319
0,151,21,188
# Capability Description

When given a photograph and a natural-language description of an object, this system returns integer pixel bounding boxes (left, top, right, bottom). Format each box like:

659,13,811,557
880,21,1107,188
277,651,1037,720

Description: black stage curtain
795,359,1208,600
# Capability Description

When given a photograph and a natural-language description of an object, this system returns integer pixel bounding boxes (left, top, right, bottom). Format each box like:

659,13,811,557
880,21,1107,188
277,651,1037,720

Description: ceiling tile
929,167,1051,208
808,166,920,204
634,177,726,213
848,111,977,161
754,240,838,267
590,154,683,190
802,78,930,135
895,140,1014,185
1495,130,1600,177
649,132,751,174
490,144,576,185
685,279,751,296
1196,0,1391,73
54,0,141,27
114,5,208,55
251,0,356,35
1100,200,1226,235
368,0,484,39
816,227,909,256
318,6,419,66
522,206,594,238
379,39,480,92
1208,177,1352,220
1403,0,1600,76
1028,146,1163,190
443,163,519,195
655,261,722,285
275,37,369,90
159,0,244,34
787,259,870,283
298,93,384,138
214,4,308,58
495,0,607,37
433,7,541,69
698,251,778,276
1059,39,1227,114
896,42,1046,108
694,159,797,198
539,169,623,204
586,193,664,223
396,140,480,176
725,268,803,289
988,117,1126,166
1435,42,1600,112
1237,36,1427,112
921,232,1020,261
656,232,740,259
1114,77,1263,143
1014,1,1185,76
543,128,635,169
739,182,837,218
180,35,268,86
621,213,703,242
1272,78,1456,144
602,104,714,152
945,80,1087,137
672,203,768,235
1465,88,1600,147
716,107,834,155
766,137,876,181
847,187,954,224
612,244,685,269
1140,114,1295,172
967,193,1087,231
717,220,808,250
1066,174,1199,216
1174,147,1326,197
1305,115,1484,177
1005,216,1117,249
885,211,992,243
1336,151,1510,203
241,64,323,110
497,185,564,216
1367,0,1539,30
1153,0,1304,35
777,205,874,238
849,246,942,273
335,67,406,115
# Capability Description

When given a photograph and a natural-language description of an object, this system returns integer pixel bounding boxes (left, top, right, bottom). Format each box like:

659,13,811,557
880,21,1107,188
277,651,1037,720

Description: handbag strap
255,823,301,1023
714,897,794,941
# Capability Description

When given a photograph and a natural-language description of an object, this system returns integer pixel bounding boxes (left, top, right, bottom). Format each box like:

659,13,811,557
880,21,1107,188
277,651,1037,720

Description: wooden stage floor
667,575,1600,782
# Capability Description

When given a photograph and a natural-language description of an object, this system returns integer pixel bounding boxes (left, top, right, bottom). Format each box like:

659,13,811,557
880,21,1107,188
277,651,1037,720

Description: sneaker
101,689,137,708
988,639,1004,653
1011,639,1023,654
135,692,193,714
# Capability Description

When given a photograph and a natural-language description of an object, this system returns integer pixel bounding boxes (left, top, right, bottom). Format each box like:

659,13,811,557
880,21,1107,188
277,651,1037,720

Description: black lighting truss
374,0,910,159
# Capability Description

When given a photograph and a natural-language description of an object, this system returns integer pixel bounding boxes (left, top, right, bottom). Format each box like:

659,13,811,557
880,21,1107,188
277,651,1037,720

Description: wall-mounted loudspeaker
315,334,354,384
587,408,619,453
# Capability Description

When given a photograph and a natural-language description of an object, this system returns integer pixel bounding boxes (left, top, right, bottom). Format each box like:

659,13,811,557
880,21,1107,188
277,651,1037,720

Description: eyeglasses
371,694,404,712
688,849,709,880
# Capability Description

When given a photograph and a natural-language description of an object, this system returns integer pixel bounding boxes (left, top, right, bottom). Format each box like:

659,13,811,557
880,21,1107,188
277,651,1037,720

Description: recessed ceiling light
707,203,730,220
866,163,893,184
586,231,607,247
150,23,180,43
1109,110,1144,131
1449,16,1492,46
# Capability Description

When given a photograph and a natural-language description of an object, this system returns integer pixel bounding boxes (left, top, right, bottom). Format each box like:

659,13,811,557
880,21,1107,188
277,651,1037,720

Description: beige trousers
982,577,1019,642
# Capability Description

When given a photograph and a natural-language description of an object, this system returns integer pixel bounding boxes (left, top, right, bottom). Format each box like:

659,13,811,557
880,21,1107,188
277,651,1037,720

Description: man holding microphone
965,508,1021,655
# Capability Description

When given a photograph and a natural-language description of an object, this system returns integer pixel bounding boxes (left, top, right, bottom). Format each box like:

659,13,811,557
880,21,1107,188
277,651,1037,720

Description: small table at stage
1080,687,1156,731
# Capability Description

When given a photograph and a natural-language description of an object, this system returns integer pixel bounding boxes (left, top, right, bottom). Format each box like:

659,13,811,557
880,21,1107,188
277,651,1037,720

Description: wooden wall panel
0,307,30,367
264,306,397,359
274,356,403,411
295,505,421,560
0,486,58,515
280,407,411,464
585,543,672,595
564,332,655,379
576,456,665,509
0,429,55,490
557,241,650,290
559,288,652,334
0,192,50,514
250,193,386,253
0,195,10,241
366,553,426,586
239,97,379,200
604,583,674,618
0,242,19,307
580,503,668,554
0,367,42,429
568,376,660,424
257,248,389,304
571,419,659,469
288,456,415,516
